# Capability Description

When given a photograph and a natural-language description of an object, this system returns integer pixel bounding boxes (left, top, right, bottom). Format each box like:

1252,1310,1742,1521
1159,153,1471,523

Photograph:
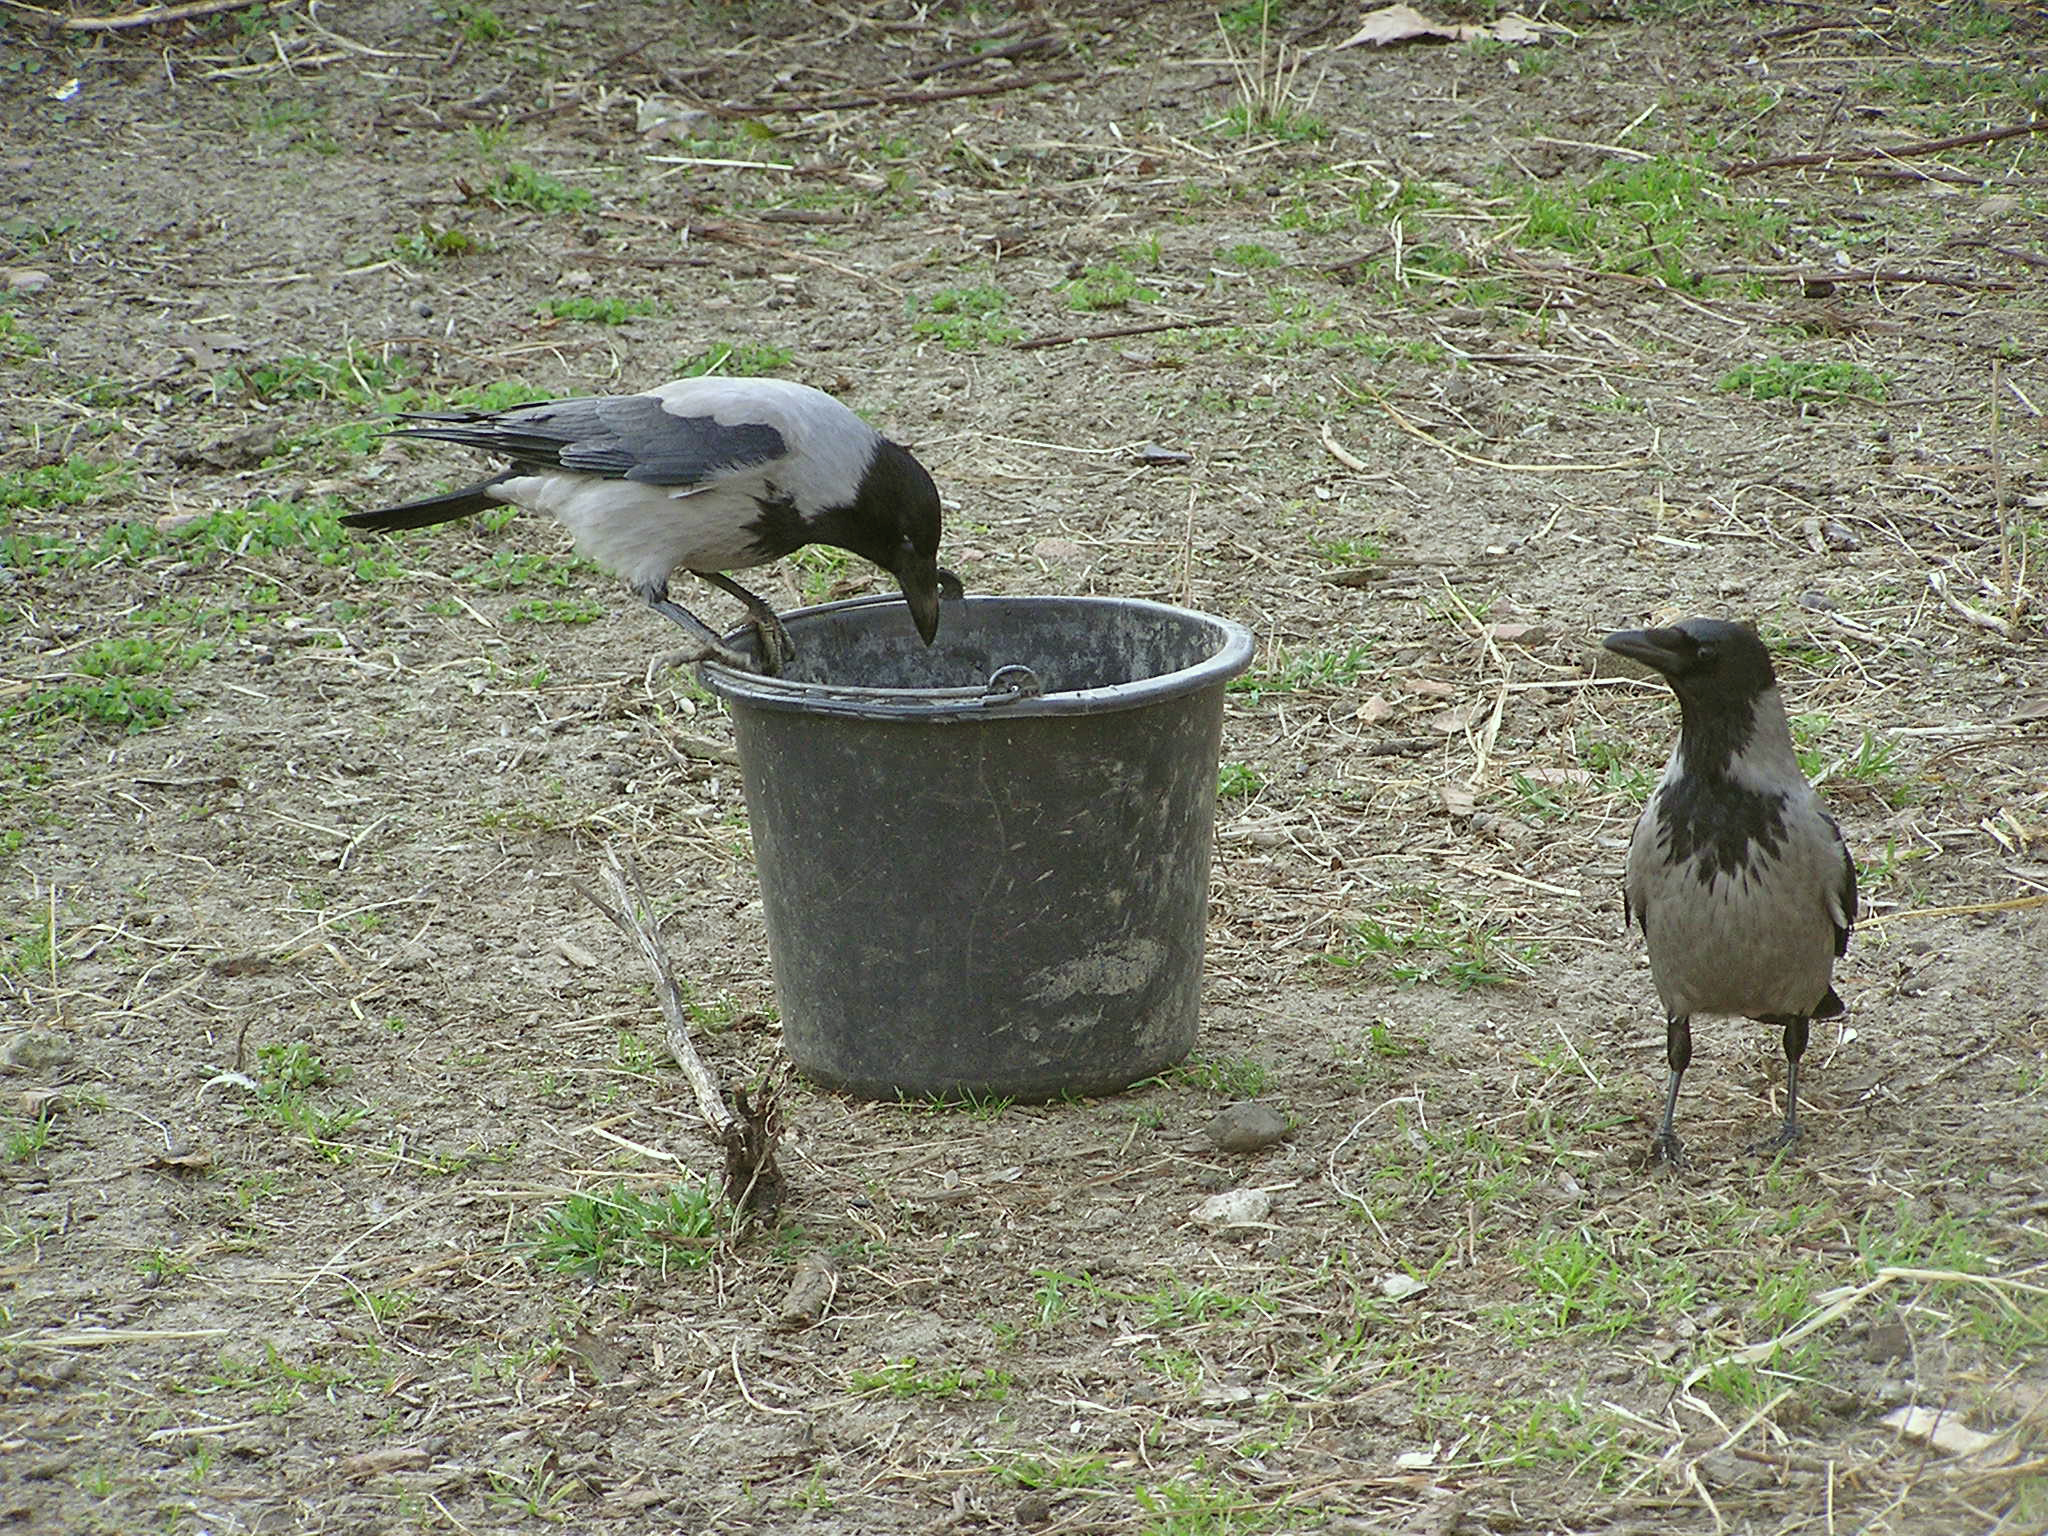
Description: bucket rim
699,593,1255,721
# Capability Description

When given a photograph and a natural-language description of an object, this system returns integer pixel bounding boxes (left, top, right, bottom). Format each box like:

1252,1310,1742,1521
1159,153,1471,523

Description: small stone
1201,1102,1289,1153
1191,1187,1272,1229
1015,1493,1053,1526
1031,537,1085,566
1133,444,1193,466
1863,1321,1911,1362
1,1032,74,1074
2,268,50,294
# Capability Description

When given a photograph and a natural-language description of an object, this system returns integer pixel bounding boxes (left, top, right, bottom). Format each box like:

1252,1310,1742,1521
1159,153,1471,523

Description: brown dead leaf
775,1250,842,1330
1486,14,1547,43
1333,4,1550,49
1334,3,1454,46
1355,693,1394,723
340,1445,438,1481
1426,701,1485,734
1881,1405,2004,1459
144,1144,215,1175
1441,786,1476,818
1486,622,1552,645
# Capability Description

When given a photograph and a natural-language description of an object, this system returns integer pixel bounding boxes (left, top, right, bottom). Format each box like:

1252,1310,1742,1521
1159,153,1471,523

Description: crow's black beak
1602,626,1690,679
896,551,943,646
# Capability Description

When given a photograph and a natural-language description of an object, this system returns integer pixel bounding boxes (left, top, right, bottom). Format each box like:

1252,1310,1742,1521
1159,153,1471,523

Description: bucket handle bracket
981,664,1043,704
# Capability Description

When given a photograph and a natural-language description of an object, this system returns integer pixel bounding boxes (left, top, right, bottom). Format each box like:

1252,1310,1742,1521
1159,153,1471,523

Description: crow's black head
1603,617,1777,718
838,438,946,645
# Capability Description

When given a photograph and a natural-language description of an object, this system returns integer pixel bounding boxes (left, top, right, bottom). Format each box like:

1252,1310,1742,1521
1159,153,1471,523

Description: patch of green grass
3,633,211,735
789,544,854,605
506,595,606,624
926,1087,1014,1119
1718,357,1886,405
1220,99,1329,142
189,497,356,562
1062,261,1160,312
1137,1478,1285,1535
459,548,588,590
1217,762,1264,799
1217,0,1284,37
678,340,794,377
910,283,1020,350
214,345,414,407
1322,914,1541,991
1219,241,1283,269
1139,1280,1277,1329
485,162,592,215
1870,61,2046,118
241,98,336,152
527,1180,718,1278
1511,154,1785,290
1166,1055,1270,1098
1826,729,1915,806
0,309,42,361
849,1357,1013,1401
137,1247,194,1281
1499,1229,1647,1339
248,1042,368,1155
393,222,485,263
0,456,129,513
991,1453,1110,1490
4,1113,52,1164
539,295,654,325
1307,535,1381,566
1228,644,1372,699
437,0,504,42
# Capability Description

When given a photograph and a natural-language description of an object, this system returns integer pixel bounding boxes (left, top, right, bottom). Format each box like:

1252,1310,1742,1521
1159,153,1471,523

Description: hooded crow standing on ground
342,376,955,673
1603,618,1857,1166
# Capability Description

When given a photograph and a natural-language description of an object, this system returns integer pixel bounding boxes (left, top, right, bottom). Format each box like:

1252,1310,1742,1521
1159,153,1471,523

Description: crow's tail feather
340,477,509,531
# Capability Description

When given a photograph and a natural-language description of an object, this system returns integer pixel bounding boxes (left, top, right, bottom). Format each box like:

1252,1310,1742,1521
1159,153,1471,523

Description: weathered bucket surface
701,594,1254,1102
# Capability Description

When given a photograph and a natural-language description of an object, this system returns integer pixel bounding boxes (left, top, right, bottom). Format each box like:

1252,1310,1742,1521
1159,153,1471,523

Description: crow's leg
1653,1014,1692,1168
692,571,793,677
636,583,756,672
1751,1015,1809,1157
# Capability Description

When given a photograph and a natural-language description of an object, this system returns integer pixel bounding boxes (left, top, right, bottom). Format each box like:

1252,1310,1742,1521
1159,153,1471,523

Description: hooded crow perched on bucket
342,376,953,673
1603,617,1857,1166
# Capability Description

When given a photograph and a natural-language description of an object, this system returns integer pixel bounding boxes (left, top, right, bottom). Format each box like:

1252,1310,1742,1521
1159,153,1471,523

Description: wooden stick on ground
14,0,267,33
1727,118,2048,176
574,849,786,1214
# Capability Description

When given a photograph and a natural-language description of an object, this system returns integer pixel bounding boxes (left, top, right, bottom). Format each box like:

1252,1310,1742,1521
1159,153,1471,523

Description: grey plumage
1604,618,1856,1165
340,376,953,673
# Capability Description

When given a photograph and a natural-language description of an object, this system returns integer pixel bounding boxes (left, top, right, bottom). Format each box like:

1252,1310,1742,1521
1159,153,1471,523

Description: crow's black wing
397,395,787,487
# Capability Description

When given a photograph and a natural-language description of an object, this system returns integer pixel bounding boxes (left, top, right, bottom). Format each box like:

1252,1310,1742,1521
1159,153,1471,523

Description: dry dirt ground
3,1,2047,1532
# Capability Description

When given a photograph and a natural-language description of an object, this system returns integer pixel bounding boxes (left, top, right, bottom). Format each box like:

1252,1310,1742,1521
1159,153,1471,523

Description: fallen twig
1927,569,2013,637
898,31,1059,83
13,0,265,31
1727,118,2048,176
574,848,785,1214
1342,381,1657,474
1862,892,2048,927
575,851,737,1140
724,68,1085,116
1016,316,1227,352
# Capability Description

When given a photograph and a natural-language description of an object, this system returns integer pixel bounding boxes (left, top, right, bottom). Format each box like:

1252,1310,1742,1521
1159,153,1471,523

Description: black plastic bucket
700,594,1254,1102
